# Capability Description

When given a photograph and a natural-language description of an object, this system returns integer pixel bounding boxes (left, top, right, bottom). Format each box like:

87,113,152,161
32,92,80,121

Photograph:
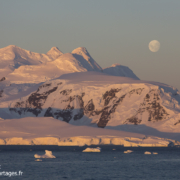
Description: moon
149,40,160,52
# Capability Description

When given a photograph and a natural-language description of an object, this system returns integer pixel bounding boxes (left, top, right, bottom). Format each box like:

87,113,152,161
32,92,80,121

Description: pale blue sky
0,0,180,90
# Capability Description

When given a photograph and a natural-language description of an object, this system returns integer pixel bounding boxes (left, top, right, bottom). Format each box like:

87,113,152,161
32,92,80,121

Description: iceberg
35,159,42,161
82,147,101,152
124,150,133,153
144,151,151,154
34,150,56,158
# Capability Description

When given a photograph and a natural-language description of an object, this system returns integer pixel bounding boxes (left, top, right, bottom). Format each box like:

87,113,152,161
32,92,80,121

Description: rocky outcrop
10,83,61,116
0,77,5,82
174,120,180,126
124,89,169,125
0,90,3,98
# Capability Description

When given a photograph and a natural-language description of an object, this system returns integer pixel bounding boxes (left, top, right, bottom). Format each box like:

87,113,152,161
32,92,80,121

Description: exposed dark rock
44,107,54,118
124,89,169,125
72,94,84,121
0,90,3,97
126,116,142,125
27,108,42,117
128,88,144,97
0,77,5,82
174,120,180,126
103,88,121,106
45,92,85,121
62,96,75,103
60,89,72,96
14,101,25,108
84,99,95,116
10,86,58,116
65,104,74,110
146,94,150,99
54,110,73,123
97,94,126,128
27,86,58,109
37,83,51,92
9,108,23,115
44,107,73,123
97,107,110,128
74,108,84,120
57,82,63,86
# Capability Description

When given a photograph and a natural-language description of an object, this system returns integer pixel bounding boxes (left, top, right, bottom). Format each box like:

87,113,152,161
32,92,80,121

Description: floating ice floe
34,150,56,158
124,150,133,153
153,152,158,155
82,147,101,152
35,159,42,161
144,151,151,154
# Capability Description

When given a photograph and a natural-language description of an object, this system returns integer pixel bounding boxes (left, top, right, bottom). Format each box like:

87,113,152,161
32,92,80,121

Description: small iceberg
124,150,133,154
35,159,42,161
153,152,158,155
34,150,56,158
144,151,151,154
82,147,101,152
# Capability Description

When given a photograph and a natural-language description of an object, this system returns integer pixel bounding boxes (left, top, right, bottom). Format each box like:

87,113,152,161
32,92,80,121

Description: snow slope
0,45,62,69
0,117,177,146
103,64,139,80
0,45,139,84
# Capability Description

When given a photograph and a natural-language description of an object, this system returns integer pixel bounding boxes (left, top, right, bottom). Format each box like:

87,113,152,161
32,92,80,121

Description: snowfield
0,45,180,146
0,117,178,147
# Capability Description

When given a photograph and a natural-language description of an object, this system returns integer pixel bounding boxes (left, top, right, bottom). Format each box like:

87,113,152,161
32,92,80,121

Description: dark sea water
0,146,179,180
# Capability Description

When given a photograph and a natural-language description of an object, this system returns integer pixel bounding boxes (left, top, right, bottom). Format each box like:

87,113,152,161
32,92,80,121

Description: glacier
0,117,178,147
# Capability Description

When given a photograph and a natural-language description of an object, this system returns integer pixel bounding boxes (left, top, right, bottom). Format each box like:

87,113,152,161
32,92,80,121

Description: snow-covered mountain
0,45,139,83
0,45,62,69
0,45,63,80
1,45,180,145
103,64,139,80
1,71,180,141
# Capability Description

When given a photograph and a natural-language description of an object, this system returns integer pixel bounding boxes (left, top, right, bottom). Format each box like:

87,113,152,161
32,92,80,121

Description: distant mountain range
0,45,139,83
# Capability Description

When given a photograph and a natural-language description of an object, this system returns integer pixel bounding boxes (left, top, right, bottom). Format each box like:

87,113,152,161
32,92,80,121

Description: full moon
148,40,160,52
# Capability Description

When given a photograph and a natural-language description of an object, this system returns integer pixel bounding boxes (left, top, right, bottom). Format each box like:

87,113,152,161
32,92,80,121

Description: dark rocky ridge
0,77,5,82
0,90,3,98
10,83,62,116
124,89,169,125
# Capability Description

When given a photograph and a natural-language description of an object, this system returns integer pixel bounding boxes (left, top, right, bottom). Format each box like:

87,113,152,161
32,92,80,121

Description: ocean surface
0,146,179,180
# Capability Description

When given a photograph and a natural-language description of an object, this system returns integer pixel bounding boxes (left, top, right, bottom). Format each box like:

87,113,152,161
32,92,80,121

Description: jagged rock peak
71,47,102,71
46,47,63,59
71,47,89,55
47,47,63,54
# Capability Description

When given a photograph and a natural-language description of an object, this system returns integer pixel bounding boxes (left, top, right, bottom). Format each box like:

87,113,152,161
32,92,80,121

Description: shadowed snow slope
0,117,143,139
103,64,139,80
72,47,102,72
0,117,178,146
